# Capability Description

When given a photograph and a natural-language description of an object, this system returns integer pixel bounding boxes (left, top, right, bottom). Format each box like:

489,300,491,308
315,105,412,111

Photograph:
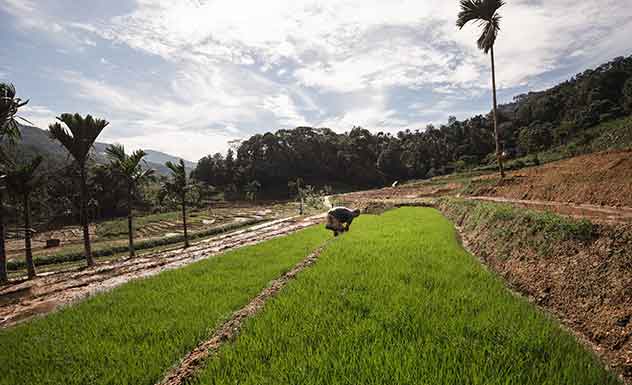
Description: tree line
192,54,632,194
0,85,193,282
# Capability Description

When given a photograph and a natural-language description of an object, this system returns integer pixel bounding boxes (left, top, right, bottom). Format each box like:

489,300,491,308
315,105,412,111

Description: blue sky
1,0,631,161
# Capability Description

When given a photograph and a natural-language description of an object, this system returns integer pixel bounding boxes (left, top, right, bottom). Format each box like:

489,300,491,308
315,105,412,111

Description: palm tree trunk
182,193,189,248
127,184,135,258
79,163,94,266
0,191,7,283
23,192,36,279
490,45,505,178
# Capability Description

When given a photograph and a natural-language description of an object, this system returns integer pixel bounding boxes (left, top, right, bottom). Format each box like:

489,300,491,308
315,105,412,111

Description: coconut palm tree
0,82,28,283
49,114,109,267
5,156,44,279
105,144,155,257
162,159,190,248
457,0,506,178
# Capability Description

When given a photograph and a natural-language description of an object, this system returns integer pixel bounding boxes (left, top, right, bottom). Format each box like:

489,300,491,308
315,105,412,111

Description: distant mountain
143,150,196,170
13,124,196,175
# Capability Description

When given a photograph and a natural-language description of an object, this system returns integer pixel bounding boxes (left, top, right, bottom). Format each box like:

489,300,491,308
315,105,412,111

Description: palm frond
50,113,109,163
129,149,147,168
5,155,44,194
0,82,27,141
477,13,501,53
163,159,187,196
48,122,79,159
105,144,127,163
457,0,505,52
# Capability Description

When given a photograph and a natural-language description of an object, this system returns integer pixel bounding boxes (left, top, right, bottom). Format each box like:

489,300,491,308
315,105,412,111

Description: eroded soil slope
439,199,632,383
469,149,632,207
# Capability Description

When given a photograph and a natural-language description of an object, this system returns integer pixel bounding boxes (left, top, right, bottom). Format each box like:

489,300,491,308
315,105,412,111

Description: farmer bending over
325,206,360,236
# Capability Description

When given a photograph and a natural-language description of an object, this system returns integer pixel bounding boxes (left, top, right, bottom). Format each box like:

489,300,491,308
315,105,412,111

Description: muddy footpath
0,215,325,328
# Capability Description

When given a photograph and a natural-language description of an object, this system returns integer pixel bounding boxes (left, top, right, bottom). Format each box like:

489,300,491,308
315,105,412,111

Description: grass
441,198,595,243
192,208,617,385
0,226,328,385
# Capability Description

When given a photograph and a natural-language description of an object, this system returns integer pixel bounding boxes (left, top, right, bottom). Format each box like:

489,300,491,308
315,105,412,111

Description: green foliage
104,144,155,187
456,0,505,53
440,198,595,244
192,208,616,385
188,57,632,197
48,113,109,164
244,180,261,201
0,82,28,142
0,227,327,385
4,156,44,196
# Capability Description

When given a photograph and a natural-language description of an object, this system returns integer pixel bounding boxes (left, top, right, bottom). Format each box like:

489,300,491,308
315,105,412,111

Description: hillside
190,55,632,194
15,124,195,175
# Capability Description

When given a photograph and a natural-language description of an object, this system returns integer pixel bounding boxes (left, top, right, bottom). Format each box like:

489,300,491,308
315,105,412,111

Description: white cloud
105,130,237,162
20,105,56,130
262,94,307,127
5,0,632,160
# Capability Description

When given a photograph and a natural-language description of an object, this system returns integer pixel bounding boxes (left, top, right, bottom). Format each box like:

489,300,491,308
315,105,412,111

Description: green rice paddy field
0,208,619,384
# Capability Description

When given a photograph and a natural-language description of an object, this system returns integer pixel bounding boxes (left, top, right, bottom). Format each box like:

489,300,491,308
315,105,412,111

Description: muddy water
0,215,325,328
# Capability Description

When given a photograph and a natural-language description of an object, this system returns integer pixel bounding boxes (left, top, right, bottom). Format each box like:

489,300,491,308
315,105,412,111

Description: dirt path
158,241,331,385
468,196,632,223
0,215,325,328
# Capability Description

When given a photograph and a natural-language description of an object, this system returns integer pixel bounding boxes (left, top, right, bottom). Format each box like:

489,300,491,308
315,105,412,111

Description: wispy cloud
3,0,632,160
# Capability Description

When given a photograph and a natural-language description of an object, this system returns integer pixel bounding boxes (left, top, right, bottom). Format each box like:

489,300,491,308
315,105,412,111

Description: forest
193,55,632,192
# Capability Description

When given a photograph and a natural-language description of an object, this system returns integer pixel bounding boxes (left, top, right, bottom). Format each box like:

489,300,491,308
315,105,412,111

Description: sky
1,0,631,162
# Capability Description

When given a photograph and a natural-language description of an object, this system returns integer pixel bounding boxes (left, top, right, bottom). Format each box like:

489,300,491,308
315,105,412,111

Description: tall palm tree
5,156,44,279
105,144,155,257
0,82,28,283
457,0,506,178
49,113,109,267
162,159,190,248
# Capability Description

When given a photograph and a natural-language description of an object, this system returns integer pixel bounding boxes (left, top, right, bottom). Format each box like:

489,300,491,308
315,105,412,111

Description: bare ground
0,214,325,328
469,149,632,207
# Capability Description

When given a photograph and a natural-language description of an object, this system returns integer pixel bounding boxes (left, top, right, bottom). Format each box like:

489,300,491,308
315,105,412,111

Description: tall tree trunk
23,192,36,279
298,179,304,215
127,183,135,258
0,190,7,283
490,45,505,178
182,194,189,248
79,163,94,266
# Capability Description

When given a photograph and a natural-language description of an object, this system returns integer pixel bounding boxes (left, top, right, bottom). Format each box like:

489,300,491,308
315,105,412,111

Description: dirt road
0,214,325,328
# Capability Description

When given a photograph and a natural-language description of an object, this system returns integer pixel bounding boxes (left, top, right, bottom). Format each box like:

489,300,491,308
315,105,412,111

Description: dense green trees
49,114,109,267
190,55,632,196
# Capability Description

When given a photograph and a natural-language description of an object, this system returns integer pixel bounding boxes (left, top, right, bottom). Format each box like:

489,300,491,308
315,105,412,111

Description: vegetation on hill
192,55,632,194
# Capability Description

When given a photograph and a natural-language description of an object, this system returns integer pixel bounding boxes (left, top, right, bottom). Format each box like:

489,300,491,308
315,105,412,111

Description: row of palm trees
0,88,191,282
